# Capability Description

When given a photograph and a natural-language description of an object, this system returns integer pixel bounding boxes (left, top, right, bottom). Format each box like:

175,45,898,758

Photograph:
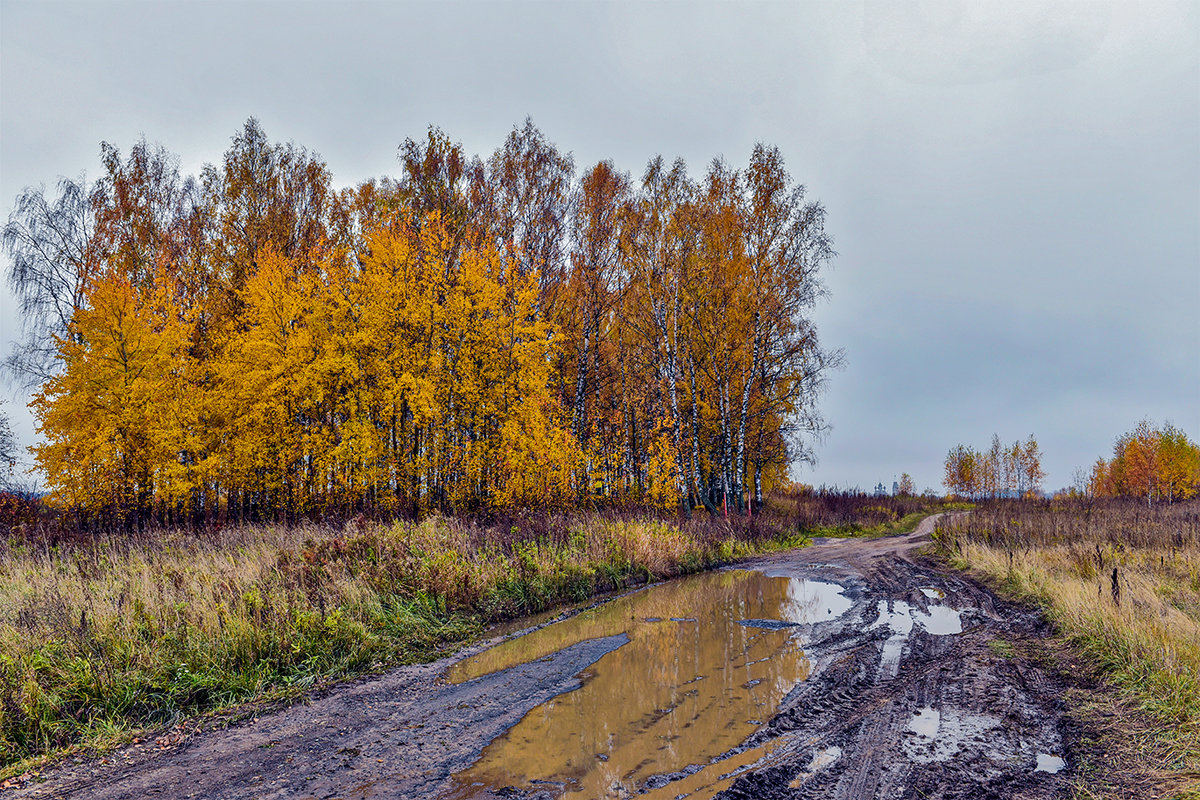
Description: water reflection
869,599,963,678
447,570,847,798
1035,753,1066,773
788,745,843,788
908,706,940,738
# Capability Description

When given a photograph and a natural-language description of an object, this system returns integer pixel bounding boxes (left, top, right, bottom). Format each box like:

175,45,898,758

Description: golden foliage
21,120,839,521
1089,421,1200,503
943,434,1046,499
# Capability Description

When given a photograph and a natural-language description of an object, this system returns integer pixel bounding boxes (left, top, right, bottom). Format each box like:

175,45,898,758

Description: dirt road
10,515,1082,799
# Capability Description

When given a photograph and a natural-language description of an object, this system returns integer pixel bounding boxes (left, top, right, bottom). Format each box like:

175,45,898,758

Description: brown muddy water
443,569,855,799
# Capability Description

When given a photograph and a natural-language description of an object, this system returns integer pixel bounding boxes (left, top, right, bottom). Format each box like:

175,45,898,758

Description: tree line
942,434,1045,498
3,118,840,525
1086,420,1199,504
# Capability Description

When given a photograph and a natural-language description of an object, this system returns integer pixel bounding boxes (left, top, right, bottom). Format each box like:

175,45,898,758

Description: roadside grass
0,493,951,775
1066,682,1200,800
0,507,815,772
767,489,957,539
935,498,1200,796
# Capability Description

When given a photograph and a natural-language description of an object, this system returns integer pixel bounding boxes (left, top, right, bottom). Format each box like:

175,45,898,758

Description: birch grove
5,119,841,523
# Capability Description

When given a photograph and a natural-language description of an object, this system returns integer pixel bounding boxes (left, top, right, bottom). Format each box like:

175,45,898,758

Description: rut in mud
718,556,1071,800
10,517,1080,800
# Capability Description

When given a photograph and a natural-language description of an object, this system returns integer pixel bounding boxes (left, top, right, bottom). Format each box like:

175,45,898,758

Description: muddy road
12,515,1080,799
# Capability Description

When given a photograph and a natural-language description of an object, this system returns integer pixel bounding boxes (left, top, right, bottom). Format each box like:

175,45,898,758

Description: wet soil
10,515,1084,799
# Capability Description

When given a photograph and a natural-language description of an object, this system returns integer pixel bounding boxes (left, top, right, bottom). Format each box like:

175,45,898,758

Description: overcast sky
1,0,1197,493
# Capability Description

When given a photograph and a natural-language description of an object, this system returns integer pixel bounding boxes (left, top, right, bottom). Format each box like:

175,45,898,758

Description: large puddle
445,569,851,798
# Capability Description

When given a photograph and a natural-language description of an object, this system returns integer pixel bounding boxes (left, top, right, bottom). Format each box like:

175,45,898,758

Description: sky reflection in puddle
1035,752,1066,773
870,599,963,677
446,570,848,798
788,745,843,788
908,706,940,738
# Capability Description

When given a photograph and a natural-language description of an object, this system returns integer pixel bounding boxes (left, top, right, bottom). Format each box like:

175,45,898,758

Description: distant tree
1091,420,1200,504
1003,441,1021,497
1098,421,1156,505
946,435,1043,498
1088,457,1110,498
943,444,979,498
942,446,961,496
1156,422,1199,502
1069,465,1089,497
897,472,915,496
982,434,1001,498
1020,434,1046,497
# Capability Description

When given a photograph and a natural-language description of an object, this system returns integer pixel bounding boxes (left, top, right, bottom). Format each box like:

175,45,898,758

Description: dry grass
766,488,953,538
0,509,787,768
936,498,1200,795
0,494,950,771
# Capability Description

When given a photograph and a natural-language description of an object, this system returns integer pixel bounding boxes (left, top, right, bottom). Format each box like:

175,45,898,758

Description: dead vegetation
0,493,947,771
935,498,1200,797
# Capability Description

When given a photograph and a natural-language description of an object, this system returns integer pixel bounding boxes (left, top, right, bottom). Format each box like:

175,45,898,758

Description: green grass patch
988,638,1015,658
805,506,946,539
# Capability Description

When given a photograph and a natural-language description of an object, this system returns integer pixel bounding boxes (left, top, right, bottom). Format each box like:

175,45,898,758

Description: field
934,498,1200,796
0,491,946,771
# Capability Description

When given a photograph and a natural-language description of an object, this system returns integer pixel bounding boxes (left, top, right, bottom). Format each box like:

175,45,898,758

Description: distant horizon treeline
942,423,1200,504
2,118,840,525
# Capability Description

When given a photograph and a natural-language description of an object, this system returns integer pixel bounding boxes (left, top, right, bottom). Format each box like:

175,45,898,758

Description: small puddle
921,605,963,635
919,587,945,600
908,706,940,738
902,707,1002,764
446,570,849,798
1035,753,1066,773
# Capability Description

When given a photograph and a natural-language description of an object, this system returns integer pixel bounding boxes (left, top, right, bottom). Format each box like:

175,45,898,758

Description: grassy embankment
0,492,948,773
935,499,1200,797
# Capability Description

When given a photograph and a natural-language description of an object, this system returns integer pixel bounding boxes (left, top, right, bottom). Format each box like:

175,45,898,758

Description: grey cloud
863,0,1113,85
1,0,1196,493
